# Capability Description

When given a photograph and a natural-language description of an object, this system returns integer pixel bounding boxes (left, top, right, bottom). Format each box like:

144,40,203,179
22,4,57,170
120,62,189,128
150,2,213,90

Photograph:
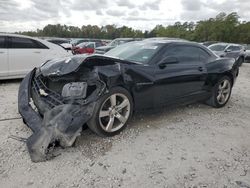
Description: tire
87,87,133,137
206,76,232,108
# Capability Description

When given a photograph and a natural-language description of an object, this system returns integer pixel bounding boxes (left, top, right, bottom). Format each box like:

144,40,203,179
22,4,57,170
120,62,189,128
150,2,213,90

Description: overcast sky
0,0,249,32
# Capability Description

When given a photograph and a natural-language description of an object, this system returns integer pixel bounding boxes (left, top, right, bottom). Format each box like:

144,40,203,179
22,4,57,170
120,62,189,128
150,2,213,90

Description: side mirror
225,49,232,53
158,56,179,69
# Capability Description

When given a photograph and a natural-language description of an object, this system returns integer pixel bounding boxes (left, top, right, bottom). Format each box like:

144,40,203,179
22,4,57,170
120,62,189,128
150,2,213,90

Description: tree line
16,12,250,44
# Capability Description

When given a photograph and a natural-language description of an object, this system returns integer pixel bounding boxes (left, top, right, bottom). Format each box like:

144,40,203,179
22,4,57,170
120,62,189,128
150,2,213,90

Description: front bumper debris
18,69,105,162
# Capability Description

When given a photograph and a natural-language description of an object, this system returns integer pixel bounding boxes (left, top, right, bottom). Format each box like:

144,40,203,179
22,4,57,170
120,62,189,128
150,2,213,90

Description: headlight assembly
61,82,87,99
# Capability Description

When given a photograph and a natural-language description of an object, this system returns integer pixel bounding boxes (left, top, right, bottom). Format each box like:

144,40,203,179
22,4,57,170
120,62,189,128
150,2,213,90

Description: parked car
0,34,72,79
71,38,103,47
95,38,141,54
72,42,103,54
18,39,238,162
245,44,250,62
208,43,246,66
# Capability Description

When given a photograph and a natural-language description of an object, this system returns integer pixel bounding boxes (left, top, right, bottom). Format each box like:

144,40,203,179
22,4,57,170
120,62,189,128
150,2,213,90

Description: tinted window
0,37,5,48
163,45,210,63
227,46,241,51
10,37,48,49
209,44,227,51
196,48,211,61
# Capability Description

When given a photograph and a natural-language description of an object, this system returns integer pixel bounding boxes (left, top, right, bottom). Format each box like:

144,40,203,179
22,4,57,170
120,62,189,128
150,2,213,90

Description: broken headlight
61,82,87,99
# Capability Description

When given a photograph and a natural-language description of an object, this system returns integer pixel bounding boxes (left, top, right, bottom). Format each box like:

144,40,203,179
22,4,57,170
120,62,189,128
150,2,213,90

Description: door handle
34,51,41,54
0,51,4,54
198,67,203,71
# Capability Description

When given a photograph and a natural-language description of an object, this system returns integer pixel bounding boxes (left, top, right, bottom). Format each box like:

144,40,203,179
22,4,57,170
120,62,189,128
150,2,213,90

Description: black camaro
18,39,238,162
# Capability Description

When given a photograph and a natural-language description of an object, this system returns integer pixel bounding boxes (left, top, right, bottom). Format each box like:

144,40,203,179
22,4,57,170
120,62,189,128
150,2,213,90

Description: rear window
10,37,48,49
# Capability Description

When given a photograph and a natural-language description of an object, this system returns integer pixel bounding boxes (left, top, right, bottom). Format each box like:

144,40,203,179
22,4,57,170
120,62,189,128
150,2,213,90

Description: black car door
153,44,209,107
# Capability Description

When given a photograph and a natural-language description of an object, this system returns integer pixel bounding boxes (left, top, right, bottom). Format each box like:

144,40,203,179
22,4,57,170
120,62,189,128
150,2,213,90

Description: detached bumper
18,69,42,133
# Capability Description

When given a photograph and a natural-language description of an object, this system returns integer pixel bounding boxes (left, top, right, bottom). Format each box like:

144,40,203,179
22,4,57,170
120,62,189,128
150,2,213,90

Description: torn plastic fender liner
26,103,95,162
18,69,106,162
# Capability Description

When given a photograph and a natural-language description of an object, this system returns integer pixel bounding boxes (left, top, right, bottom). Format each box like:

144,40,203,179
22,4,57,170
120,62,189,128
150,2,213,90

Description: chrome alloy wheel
99,93,131,132
217,79,231,105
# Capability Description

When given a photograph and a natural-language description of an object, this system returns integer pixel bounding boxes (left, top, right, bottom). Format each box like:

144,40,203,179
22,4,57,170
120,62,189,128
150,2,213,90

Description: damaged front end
18,56,108,162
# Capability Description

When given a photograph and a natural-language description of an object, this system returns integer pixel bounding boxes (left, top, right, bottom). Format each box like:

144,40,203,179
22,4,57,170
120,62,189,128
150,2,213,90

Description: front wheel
87,87,133,137
206,76,232,108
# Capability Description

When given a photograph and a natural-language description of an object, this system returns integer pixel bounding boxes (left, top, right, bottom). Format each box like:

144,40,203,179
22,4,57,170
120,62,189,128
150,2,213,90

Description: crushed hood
40,54,88,76
40,54,139,77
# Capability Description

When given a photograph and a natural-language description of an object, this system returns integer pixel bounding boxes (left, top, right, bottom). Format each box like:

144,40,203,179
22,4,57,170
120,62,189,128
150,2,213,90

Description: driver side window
227,46,241,51
162,45,210,64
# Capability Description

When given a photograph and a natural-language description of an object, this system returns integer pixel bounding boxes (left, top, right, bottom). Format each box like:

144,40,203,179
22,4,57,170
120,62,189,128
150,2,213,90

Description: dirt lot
0,64,250,188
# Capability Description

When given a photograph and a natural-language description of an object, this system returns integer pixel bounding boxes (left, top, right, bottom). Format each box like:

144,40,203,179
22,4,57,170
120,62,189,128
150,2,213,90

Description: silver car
208,43,246,66
245,44,250,62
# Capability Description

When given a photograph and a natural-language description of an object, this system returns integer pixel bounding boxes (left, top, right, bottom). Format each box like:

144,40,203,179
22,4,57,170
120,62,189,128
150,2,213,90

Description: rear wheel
206,76,232,108
87,87,133,137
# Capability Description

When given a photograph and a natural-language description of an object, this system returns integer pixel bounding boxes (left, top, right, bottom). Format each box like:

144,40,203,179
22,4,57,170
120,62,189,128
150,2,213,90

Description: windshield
245,45,250,50
209,44,228,51
105,42,164,63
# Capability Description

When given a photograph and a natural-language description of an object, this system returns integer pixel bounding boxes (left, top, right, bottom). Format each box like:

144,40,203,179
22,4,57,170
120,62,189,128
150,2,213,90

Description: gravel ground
0,64,250,188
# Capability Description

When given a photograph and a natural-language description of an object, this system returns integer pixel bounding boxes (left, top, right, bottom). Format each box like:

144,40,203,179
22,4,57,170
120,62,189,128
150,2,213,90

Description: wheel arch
205,71,235,89
109,84,136,111
223,71,235,86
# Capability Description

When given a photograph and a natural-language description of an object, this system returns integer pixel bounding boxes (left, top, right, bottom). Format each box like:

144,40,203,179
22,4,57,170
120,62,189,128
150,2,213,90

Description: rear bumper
18,69,42,133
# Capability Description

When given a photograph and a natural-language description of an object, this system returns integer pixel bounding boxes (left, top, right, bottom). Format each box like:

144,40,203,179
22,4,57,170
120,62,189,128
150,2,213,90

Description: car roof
128,39,215,56
0,33,37,39
132,39,199,46
144,37,187,41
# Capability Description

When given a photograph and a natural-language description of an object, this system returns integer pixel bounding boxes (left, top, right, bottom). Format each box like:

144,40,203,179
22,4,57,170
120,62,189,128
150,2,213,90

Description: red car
72,42,103,54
